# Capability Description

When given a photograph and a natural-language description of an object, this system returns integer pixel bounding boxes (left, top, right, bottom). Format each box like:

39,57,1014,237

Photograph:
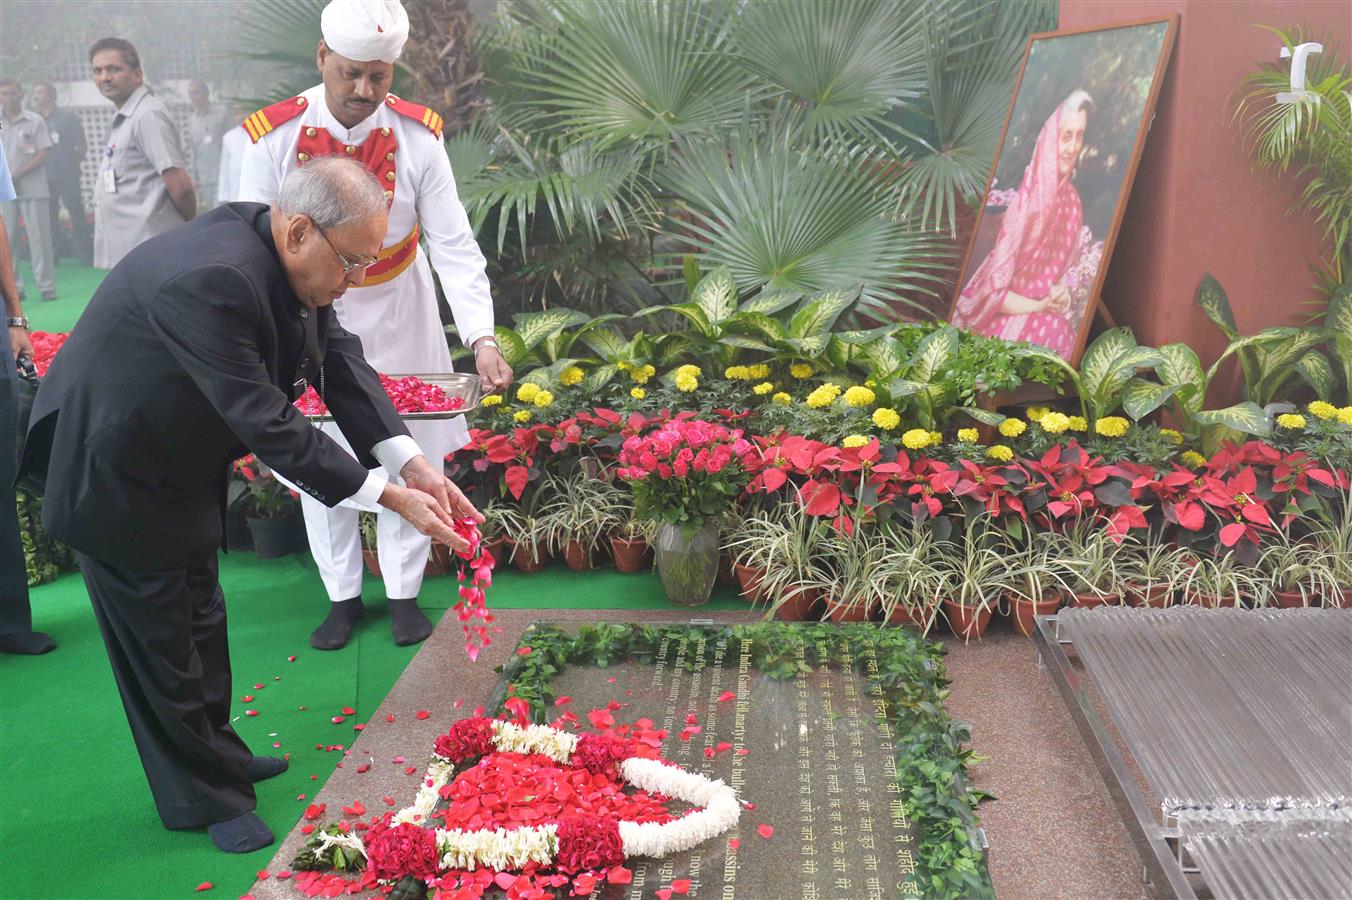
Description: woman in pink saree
953,90,1093,359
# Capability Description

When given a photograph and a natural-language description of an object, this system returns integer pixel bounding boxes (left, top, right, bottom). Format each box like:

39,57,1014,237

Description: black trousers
47,175,90,261
1,336,33,633
77,550,256,828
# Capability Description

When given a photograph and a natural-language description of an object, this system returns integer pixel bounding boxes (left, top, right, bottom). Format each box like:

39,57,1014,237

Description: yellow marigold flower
1095,416,1129,438
631,364,656,385
864,378,877,388
843,386,876,408
753,382,775,396
1039,411,1071,434
630,387,647,400
513,409,533,423
675,373,699,392
480,393,503,407
516,382,541,403
842,434,869,448
675,364,701,379
616,360,631,372
790,363,813,379
1159,428,1183,445
805,383,841,409
559,366,584,386
1026,405,1050,422
1308,400,1338,420
985,445,1014,462
998,418,1027,438
957,428,979,443
1068,416,1087,432
747,364,770,380
533,390,555,408
1276,413,1306,430
902,428,931,450
929,431,943,446
724,365,748,380
872,407,901,431
1339,407,1352,425
1181,450,1207,468
772,392,793,406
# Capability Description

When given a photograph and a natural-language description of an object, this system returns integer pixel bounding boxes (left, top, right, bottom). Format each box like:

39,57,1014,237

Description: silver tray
304,372,482,421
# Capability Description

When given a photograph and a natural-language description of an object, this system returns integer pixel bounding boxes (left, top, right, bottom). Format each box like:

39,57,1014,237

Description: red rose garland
433,717,495,762
363,821,440,882
451,518,494,660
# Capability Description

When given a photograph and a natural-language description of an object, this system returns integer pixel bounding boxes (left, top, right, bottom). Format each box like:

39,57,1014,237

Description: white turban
321,0,409,64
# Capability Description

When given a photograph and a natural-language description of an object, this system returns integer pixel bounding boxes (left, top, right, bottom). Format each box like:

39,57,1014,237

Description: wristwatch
473,337,499,355
5,316,28,329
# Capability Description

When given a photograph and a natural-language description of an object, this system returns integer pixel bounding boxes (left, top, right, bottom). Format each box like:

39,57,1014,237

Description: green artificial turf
0,551,746,899
14,259,106,334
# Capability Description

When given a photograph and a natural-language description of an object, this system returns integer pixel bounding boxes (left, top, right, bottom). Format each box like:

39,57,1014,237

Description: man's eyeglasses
314,223,378,276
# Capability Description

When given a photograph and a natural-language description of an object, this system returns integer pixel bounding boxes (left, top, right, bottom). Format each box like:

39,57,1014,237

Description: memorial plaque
493,623,930,899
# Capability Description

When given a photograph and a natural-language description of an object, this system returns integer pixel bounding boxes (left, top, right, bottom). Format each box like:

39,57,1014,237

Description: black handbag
13,353,41,496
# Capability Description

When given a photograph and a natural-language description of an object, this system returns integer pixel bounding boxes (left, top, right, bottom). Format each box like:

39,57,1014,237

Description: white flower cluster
436,824,559,871
392,758,456,827
616,757,740,858
314,829,369,863
490,720,580,763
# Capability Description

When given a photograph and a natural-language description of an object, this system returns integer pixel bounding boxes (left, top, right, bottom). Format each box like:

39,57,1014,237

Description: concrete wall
1057,0,1350,374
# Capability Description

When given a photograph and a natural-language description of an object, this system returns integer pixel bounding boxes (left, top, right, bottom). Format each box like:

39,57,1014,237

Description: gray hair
276,156,387,230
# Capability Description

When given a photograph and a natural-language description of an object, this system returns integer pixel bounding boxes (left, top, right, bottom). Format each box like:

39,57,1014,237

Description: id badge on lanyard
101,142,117,193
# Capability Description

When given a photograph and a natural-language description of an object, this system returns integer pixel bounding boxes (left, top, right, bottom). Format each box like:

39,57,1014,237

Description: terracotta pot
1332,588,1352,609
942,599,992,640
1009,592,1061,637
362,547,381,577
1186,592,1238,609
775,587,823,622
1069,591,1120,609
563,540,595,571
885,603,932,628
512,541,547,574
825,597,876,623
717,552,738,588
609,536,651,574
424,543,450,577
733,563,769,604
1273,588,1308,609
1125,582,1171,609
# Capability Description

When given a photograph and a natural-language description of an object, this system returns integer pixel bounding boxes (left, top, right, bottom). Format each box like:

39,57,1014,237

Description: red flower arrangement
571,733,636,779
296,374,465,416
363,820,440,881
617,416,753,528
434,717,496,763
554,815,625,872
27,330,67,376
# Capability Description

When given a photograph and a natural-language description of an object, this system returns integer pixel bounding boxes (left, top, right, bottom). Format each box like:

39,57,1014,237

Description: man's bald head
273,157,389,309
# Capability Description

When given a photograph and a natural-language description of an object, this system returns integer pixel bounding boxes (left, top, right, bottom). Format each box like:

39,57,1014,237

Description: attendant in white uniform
238,0,512,650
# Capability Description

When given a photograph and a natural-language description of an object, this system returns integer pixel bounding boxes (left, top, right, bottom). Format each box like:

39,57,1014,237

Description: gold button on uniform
384,190,394,200
296,97,306,106
297,152,310,162
385,152,395,161
380,127,390,137
305,127,317,138
344,145,356,155
385,171,395,181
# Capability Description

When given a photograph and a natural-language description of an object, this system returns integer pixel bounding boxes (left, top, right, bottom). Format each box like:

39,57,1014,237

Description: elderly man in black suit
19,156,480,854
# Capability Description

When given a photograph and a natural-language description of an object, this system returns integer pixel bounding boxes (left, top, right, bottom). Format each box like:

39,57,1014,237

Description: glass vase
653,522,721,606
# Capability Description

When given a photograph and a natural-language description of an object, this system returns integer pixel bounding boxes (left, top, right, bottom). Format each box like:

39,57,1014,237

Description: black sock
207,811,274,853
0,631,56,655
308,597,364,650
389,598,433,646
244,755,289,783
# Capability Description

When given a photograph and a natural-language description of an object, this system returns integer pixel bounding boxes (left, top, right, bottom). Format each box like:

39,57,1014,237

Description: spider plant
933,522,1008,640
813,529,895,622
1053,519,1127,605
876,524,946,633
1118,534,1185,607
1258,537,1338,608
1176,552,1265,608
753,500,831,621
538,472,629,569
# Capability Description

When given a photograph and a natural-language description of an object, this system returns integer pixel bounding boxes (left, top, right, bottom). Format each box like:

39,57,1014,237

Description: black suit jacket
20,203,409,571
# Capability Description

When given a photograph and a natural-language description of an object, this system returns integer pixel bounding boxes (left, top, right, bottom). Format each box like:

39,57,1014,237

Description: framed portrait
948,16,1179,367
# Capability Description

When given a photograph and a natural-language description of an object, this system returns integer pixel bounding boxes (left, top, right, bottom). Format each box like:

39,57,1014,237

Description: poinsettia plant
617,416,753,531
228,455,297,519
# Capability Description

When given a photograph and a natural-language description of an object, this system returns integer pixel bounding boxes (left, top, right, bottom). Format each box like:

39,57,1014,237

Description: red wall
1057,0,1350,376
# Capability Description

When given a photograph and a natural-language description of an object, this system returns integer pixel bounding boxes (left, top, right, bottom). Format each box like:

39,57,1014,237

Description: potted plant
237,460,302,559
609,513,655,573
999,534,1066,637
818,530,891,623
724,507,790,606
508,510,552,574
1178,552,1261,608
1258,538,1335,609
225,456,256,552
1119,535,1181,608
358,511,380,576
479,501,521,565
540,472,628,571
877,525,944,633
934,525,1006,640
1054,521,1124,607
754,501,830,621
618,419,752,606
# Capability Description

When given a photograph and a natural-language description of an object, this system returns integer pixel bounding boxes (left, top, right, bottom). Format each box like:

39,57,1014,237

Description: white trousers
301,488,431,603
1,198,55,294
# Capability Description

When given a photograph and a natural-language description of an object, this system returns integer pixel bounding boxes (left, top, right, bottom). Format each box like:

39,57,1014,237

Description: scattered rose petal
254,683,264,690
352,724,365,732
256,871,270,881
516,646,532,655
715,742,733,754
300,824,315,836
241,695,254,703
303,803,326,821
342,801,366,817
310,775,318,781
385,714,395,723
607,866,632,885
757,823,774,839
245,709,258,717
744,801,757,810
383,796,396,806
656,890,672,900
718,691,736,703
331,716,345,724
554,696,572,707
573,872,597,895
392,756,405,764
415,710,430,720
404,766,417,775
356,763,370,774
287,655,297,661
297,793,306,801
341,707,356,716
272,742,281,749
275,871,291,880
728,838,740,850
671,879,691,895
587,709,614,730
493,873,517,890
606,677,616,683
735,748,749,756
685,713,698,725
195,883,213,892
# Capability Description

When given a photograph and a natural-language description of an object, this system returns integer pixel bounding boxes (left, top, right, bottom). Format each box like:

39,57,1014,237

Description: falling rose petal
728,838,740,850
607,867,633,885
671,880,691,895
415,710,430,720
245,710,258,717
341,707,356,716
718,691,736,703
241,695,254,703
385,714,396,723
757,823,774,839
554,696,573,707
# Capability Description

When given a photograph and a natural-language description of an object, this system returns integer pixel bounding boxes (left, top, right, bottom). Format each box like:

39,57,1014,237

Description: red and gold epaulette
243,95,309,144
383,93,444,139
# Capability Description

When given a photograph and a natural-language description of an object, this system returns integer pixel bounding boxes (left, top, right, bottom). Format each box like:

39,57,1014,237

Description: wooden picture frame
948,15,1179,368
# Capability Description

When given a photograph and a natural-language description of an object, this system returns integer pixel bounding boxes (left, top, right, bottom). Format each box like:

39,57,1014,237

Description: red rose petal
254,683,264,690
715,742,733,753
241,695,254,703
516,646,532,655
272,742,281,749
554,696,572,707
297,793,306,801
718,691,736,702
341,707,356,716
573,872,597,895
607,866,632,885
735,748,749,756
415,710,430,720
310,775,318,780
385,714,396,723
303,803,326,820
383,796,396,806
392,756,405,764
744,801,757,810
257,871,270,881
342,801,366,816
275,871,291,880
606,677,617,683
356,763,370,774
728,838,740,850
331,716,345,724
245,709,258,717
405,766,417,775
656,890,672,900
195,883,213,892
685,713,699,725
703,747,715,758
671,879,691,895
493,873,517,890
757,823,774,839
352,724,365,732
288,655,297,662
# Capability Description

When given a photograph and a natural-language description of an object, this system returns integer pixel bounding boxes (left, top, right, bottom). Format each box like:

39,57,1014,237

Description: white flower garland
338,719,741,873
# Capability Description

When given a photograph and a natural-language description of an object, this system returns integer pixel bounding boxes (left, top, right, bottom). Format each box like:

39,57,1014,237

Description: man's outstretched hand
382,454,484,553
379,482,467,552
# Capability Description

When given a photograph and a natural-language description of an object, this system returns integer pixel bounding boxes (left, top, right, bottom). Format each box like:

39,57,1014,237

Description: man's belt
358,225,419,287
